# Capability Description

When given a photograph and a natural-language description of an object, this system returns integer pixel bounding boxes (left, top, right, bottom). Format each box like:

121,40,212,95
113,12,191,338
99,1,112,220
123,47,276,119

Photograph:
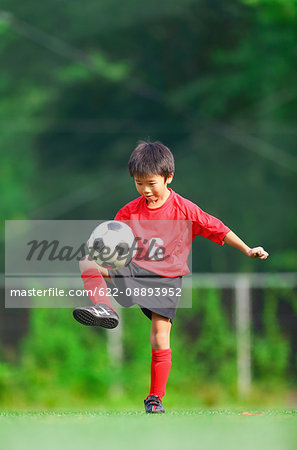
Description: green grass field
1,409,296,450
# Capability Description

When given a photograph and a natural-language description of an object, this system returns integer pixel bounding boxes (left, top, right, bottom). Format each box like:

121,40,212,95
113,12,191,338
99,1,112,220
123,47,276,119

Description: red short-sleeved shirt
114,188,230,277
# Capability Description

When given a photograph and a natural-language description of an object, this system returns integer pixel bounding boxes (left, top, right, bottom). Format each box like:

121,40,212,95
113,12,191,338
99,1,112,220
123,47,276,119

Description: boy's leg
73,256,119,329
150,312,171,350
144,313,172,412
79,256,114,308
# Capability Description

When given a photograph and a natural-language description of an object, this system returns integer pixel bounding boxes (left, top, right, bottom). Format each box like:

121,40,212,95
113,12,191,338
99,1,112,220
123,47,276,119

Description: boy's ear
166,173,174,184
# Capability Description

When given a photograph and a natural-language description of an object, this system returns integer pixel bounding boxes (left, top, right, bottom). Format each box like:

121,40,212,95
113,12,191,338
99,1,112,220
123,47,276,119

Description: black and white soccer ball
88,221,136,269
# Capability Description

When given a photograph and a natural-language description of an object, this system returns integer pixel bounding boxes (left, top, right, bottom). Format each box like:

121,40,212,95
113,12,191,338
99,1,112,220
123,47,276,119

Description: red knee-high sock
149,348,172,400
81,269,114,310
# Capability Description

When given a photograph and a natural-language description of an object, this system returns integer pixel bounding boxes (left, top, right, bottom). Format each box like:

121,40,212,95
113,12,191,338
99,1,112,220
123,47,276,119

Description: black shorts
109,261,182,323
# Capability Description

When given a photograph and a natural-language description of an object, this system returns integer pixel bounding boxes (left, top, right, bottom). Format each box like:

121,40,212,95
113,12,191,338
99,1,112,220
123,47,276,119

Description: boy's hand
248,247,269,259
223,232,269,259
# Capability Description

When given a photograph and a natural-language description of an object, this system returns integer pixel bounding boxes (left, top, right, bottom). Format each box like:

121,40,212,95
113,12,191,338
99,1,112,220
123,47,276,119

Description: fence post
235,275,251,396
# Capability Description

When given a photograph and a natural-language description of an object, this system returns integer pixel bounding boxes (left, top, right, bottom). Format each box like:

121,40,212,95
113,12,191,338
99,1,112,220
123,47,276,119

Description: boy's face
134,173,173,206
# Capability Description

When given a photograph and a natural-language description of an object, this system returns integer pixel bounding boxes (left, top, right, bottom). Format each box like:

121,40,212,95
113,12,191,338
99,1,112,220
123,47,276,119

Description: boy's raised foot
73,304,119,329
144,395,165,413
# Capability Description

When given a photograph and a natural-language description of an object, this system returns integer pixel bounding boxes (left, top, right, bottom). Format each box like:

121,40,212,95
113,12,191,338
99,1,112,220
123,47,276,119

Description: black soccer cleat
73,304,119,329
144,395,165,413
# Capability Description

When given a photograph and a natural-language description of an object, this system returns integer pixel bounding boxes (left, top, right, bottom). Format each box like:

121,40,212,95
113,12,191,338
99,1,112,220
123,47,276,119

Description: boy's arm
223,231,269,259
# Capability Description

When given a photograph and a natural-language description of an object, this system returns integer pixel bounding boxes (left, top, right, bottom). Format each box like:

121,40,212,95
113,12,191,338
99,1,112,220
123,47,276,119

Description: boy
73,141,269,413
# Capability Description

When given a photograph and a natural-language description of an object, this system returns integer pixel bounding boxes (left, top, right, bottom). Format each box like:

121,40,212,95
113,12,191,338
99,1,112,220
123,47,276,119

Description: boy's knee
79,256,97,273
151,330,170,350
79,257,111,283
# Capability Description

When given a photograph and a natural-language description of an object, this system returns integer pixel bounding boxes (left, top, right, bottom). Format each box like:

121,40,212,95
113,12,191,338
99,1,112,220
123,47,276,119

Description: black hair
128,141,175,180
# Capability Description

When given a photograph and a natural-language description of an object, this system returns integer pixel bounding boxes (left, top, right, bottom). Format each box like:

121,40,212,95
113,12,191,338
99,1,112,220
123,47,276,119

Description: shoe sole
73,309,119,329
